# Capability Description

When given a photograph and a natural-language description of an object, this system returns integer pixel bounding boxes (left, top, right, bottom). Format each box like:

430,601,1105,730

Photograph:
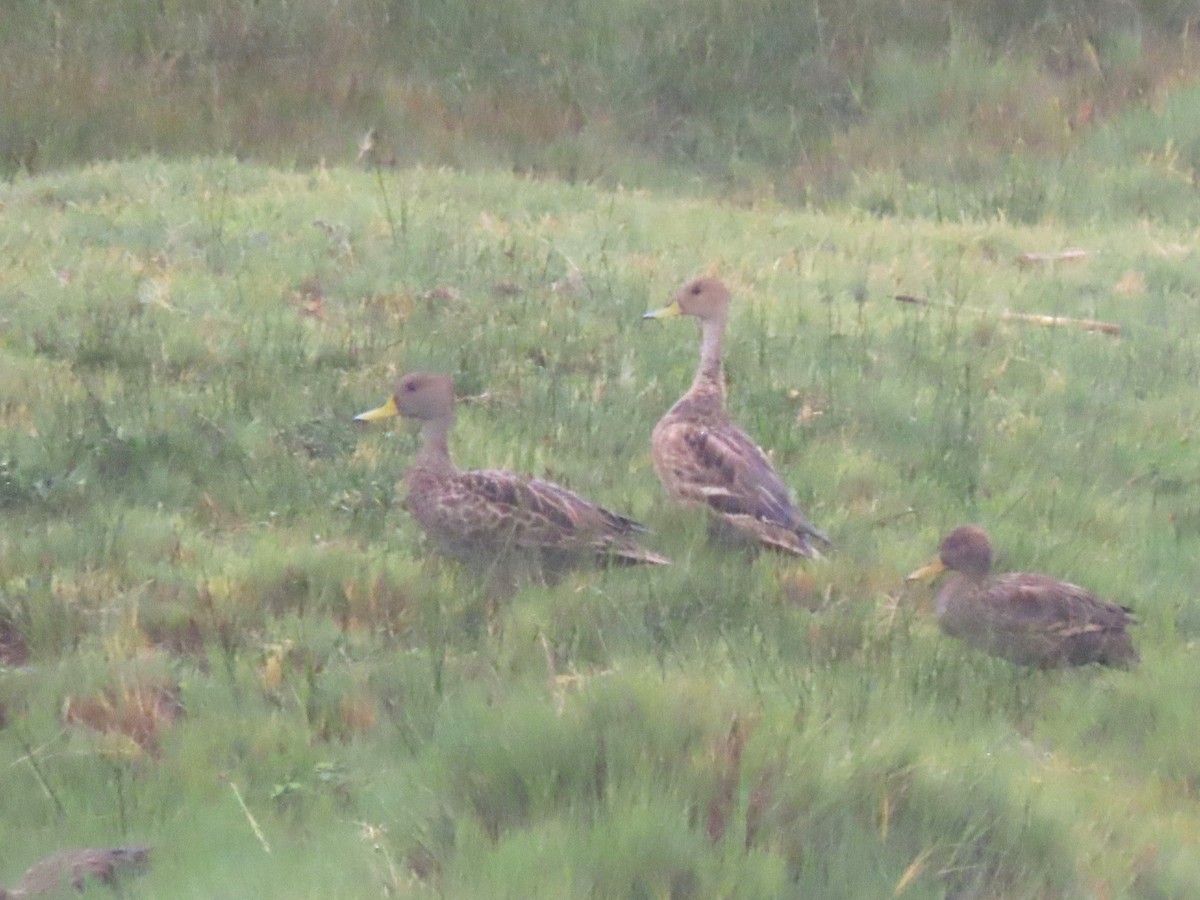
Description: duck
642,276,831,557
0,846,150,898
354,372,670,576
906,525,1139,668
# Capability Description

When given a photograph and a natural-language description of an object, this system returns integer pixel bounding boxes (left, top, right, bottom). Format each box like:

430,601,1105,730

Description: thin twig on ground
895,294,1120,337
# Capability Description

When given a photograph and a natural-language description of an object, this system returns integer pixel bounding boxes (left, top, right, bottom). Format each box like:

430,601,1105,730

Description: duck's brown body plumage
908,525,1138,669
644,276,830,558
356,372,670,574
1,846,150,898
403,465,664,569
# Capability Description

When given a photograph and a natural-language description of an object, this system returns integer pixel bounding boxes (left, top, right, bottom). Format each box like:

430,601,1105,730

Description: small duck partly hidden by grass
906,525,1139,669
643,276,831,558
0,846,150,898
355,372,671,578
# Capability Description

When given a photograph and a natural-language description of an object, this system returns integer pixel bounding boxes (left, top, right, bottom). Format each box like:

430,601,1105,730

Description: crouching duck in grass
907,525,1138,669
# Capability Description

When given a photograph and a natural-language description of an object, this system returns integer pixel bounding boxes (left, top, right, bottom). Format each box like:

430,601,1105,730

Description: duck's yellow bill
354,395,399,422
642,299,682,320
905,559,945,583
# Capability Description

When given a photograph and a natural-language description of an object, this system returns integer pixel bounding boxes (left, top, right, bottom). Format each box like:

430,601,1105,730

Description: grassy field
2,154,1200,897
5,0,1199,212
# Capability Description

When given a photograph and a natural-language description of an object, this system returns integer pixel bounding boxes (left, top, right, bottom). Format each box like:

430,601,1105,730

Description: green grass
4,0,1200,220
2,157,1200,897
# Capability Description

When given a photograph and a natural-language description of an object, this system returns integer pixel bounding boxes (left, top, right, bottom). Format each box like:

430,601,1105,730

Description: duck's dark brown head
907,524,994,584
938,525,993,577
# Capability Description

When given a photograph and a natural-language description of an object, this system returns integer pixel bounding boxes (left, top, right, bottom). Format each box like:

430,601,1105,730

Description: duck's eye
404,382,417,392
690,284,702,295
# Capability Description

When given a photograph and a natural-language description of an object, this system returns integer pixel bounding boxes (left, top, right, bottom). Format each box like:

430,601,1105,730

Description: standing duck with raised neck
355,372,670,577
643,276,831,557
907,525,1139,668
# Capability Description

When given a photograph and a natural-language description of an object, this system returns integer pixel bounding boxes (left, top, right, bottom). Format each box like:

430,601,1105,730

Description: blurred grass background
4,0,1200,216
3,2,1200,898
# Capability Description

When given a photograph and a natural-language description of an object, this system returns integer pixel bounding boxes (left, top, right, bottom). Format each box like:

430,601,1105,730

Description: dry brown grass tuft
64,677,184,757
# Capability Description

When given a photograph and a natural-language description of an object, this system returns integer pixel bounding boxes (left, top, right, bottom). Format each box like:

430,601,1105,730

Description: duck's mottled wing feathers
405,467,668,566
657,419,830,546
462,470,642,538
442,469,661,561
524,477,650,534
986,574,1131,627
979,573,1138,667
464,470,578,536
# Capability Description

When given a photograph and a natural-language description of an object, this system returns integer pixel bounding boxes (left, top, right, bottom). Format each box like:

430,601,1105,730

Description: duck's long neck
412,415,456,476
686,316,726,405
